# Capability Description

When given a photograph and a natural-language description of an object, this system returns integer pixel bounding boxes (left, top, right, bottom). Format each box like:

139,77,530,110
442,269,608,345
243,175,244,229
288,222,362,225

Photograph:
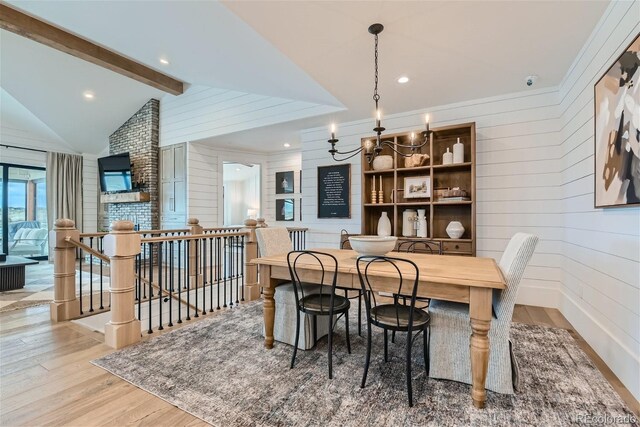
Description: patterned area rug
93,301,638,426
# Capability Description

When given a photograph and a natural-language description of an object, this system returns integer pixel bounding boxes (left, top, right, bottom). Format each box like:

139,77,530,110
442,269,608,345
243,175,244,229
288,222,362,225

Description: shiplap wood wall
556,0,639,400
160,85,343,147
300,87,563,309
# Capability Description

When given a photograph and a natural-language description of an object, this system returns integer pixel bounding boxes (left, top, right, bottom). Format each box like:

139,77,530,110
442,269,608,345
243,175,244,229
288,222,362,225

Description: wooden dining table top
253,248,506,290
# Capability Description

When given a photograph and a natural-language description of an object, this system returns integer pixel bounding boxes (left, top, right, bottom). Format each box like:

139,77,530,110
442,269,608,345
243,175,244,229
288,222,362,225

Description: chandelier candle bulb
453,137,464,164
376,110,381,128
425,114,430,132
330,124,336,140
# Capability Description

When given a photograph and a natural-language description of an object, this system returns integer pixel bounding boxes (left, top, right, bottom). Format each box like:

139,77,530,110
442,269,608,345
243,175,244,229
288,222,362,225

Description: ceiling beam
0,4,184,95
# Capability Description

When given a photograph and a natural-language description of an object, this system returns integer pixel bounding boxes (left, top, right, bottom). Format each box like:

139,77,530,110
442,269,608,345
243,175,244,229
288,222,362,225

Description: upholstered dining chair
356,255,431,407
428,232,538,394
256,227,330,350
288,250,351,379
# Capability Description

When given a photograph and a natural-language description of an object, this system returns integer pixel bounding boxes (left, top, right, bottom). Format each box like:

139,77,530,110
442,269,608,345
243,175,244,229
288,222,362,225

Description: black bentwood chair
287,250,352,379
356,255,430,407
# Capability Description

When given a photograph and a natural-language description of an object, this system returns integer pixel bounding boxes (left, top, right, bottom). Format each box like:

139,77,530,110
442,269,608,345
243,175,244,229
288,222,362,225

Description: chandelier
328,23,432,163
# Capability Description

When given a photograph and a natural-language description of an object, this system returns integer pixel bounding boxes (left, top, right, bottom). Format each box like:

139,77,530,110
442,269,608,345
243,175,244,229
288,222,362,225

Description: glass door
1,164,48,260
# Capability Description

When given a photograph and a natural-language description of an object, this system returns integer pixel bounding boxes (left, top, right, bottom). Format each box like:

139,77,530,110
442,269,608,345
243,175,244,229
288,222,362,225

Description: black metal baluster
216,236,221,310
177,240,182,324
89,237,94,312
186,241,191,321
229,236,234,308
201,238,207,315
79,242,83,315
223,236,228,308
168,241,173,327
235,235,240,305
158,242,164,330
137,252,142,321
148,242,153,334
194,239,199,318
99,237,104,309
209,237,214,312
241,234,245,301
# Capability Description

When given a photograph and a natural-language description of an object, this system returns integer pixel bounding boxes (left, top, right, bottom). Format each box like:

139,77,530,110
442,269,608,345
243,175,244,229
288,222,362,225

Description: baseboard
516,285,561,309
559,290,640,401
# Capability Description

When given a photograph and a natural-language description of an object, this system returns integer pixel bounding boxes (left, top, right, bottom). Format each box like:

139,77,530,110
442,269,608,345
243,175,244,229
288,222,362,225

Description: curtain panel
46,152,83,232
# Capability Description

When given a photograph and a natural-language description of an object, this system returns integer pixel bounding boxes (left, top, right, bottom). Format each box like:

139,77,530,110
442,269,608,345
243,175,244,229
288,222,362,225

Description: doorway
0,163,49,260
222,162,261,226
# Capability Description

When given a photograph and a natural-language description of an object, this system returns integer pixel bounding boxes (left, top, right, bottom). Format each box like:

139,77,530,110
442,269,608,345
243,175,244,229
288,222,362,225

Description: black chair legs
361,321,372,388
291,311,301,369
424,326,429,375
328,314,334,379
383,329,389,362
345,310,352,354
406,329,413,407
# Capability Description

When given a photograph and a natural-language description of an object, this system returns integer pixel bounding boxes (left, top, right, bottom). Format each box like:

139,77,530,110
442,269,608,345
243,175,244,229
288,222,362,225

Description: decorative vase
442,147,453,165
417,209,427,238
453,138,464,164
402,209,417,237
377,212,392,237
446,221,465,239
372,155,393,171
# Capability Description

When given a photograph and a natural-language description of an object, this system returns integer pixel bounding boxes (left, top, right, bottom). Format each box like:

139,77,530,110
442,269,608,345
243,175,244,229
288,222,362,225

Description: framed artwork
404,176,431,198
276,198,294,221
594,33,640,208
317,164,351,218
276,171,294,194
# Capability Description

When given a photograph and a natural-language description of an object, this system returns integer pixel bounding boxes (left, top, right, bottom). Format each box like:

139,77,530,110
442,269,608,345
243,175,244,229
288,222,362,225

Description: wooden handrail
135,274,198,312
202,226,244,232
286,227,309,231
79,228,191,238
64,236,110,263
140,231,249,243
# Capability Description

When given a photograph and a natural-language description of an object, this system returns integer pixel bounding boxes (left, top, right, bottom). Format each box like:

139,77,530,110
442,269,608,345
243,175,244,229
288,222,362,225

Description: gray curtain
46,152,83,232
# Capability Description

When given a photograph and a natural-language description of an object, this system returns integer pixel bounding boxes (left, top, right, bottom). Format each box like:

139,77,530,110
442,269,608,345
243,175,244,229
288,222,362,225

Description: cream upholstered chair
256,227,330,350
428,233,538,394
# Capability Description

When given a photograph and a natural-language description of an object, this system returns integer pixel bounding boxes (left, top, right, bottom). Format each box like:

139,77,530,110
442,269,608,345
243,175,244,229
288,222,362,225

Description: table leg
469,287,492,409
263,287,275,349
259,264,276,349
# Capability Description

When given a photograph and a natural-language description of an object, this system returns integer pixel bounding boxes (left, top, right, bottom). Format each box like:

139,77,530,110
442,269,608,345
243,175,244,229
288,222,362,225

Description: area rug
93,301,638,426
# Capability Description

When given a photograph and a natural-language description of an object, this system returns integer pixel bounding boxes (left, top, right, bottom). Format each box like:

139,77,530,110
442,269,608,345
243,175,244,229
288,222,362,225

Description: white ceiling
1,1,609,154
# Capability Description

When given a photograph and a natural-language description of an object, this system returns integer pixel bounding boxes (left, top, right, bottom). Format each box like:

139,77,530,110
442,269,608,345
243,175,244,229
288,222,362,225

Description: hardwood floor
1,304,637,426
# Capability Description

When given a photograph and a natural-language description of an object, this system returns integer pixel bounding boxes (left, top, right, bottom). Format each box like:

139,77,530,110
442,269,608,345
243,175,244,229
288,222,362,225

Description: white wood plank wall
300,87,563,309
160,85,342,147
556,0,640,400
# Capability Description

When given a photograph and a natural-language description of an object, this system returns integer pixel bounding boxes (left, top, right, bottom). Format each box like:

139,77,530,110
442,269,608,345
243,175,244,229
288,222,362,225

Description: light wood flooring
0,304,638,426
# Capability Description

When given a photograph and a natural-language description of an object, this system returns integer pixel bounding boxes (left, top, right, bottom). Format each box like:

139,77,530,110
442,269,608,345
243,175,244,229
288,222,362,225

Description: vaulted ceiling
0,1,609,154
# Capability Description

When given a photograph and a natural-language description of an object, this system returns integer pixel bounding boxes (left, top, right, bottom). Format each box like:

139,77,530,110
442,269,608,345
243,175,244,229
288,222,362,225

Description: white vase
417,209,427,238
377,212,392,237
453,138,464,164
446,221,465,239
442,147,453,165
402,209,417,237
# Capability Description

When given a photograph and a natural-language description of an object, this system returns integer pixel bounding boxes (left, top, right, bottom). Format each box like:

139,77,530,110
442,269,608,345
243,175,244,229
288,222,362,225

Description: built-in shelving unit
361,122,476,256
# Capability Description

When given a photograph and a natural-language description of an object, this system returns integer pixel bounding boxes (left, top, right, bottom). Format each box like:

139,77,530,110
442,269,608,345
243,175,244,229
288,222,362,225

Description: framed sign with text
317,164,351,219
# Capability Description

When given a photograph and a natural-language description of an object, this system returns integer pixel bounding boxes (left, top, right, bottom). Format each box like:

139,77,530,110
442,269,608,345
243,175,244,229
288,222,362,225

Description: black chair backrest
396,240,443,255
287,250,339,311
356,255,421,329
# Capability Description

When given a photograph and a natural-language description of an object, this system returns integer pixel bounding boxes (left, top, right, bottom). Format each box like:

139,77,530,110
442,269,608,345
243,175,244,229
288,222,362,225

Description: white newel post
49,218,81,321
103,220,141,349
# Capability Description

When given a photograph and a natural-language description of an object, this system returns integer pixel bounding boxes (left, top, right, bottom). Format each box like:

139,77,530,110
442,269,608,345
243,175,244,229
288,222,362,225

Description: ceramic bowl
348,236,398,256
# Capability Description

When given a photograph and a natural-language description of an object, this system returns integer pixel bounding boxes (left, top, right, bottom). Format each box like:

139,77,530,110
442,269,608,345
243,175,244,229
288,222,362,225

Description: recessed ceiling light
83,91,95,100
236,168,241,172
397,76,409,84
283,143,291,148
159,58,170,65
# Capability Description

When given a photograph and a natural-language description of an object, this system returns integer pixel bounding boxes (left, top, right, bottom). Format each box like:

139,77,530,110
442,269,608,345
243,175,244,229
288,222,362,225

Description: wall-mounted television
98,153,132,192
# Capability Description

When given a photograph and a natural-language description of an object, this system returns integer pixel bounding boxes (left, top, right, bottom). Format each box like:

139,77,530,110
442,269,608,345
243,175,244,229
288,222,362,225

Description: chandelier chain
373,33,380,108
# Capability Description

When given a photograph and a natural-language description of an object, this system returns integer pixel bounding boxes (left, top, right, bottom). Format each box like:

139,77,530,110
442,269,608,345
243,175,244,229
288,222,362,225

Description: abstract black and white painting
594,33,640,208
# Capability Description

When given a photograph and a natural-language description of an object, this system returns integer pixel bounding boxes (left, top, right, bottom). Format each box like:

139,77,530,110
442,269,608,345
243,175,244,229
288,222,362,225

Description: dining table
253,248,506,409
